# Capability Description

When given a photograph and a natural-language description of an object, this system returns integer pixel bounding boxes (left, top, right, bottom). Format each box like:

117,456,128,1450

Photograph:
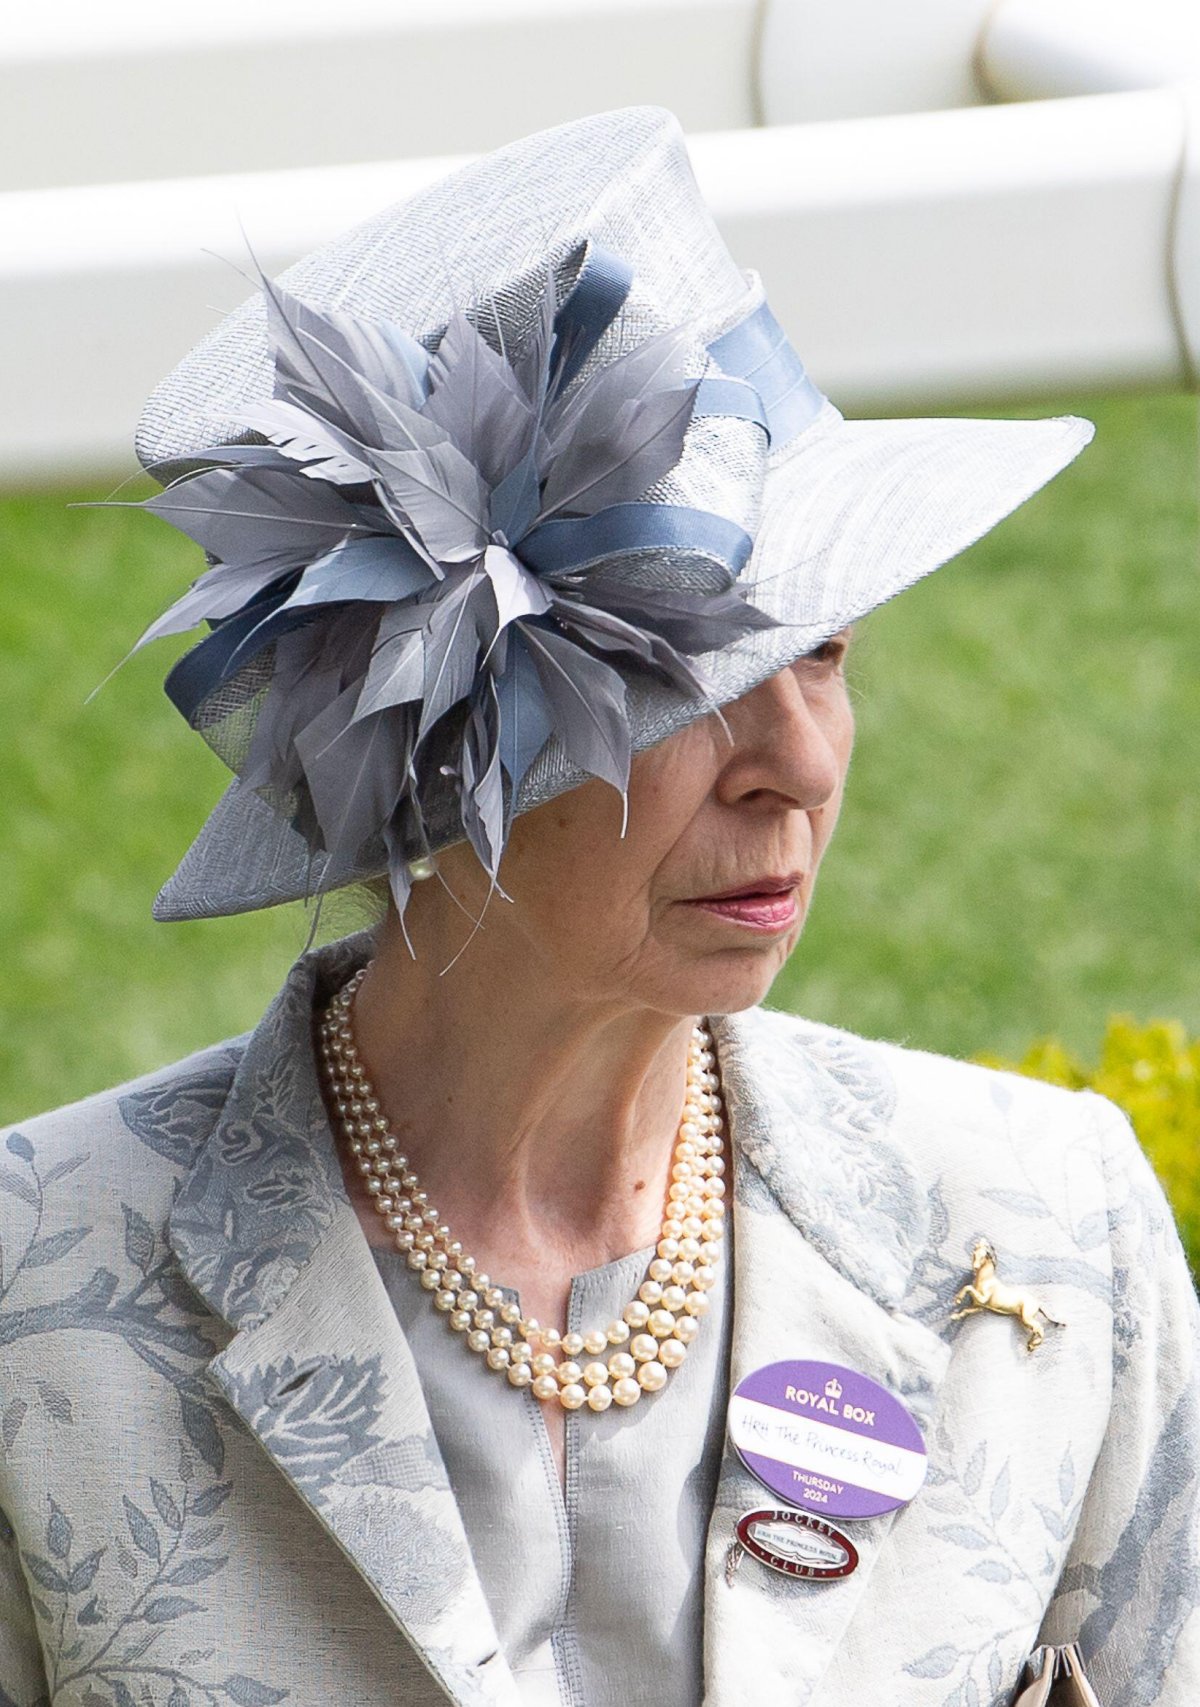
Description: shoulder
743,1000,1119,1150
0,1037,247,1250
736,1004,1143,1268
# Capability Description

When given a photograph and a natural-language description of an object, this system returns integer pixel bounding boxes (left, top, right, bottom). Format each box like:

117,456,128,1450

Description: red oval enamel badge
735,1509,860,1580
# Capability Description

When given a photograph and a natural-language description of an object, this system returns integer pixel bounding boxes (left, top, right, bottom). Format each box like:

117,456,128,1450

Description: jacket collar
167,937,949,1707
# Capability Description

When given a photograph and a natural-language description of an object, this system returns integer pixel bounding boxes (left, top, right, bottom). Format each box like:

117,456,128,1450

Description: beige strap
1014,1643,1103,1707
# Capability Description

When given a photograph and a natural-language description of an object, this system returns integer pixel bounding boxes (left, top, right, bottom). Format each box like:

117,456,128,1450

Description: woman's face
412,629,856,1017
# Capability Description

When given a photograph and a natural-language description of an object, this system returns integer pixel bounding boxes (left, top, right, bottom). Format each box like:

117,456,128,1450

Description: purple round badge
728,1359,927,1521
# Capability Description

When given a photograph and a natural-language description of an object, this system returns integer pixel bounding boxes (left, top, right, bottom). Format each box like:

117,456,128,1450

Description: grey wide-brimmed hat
132,105,1092,923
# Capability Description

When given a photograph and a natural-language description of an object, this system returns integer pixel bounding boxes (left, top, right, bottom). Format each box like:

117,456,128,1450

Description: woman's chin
651,938,800,1018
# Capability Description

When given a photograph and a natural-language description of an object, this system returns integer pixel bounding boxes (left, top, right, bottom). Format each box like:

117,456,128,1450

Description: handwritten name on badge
727,1359,928,1521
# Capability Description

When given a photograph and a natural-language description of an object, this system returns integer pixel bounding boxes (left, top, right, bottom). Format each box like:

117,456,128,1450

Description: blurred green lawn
1,392,1197,1122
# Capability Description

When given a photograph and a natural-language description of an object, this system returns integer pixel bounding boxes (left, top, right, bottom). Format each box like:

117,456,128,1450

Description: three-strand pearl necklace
317,964,727,1413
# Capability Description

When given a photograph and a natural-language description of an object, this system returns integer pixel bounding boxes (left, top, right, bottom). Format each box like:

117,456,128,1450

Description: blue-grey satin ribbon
556,257,817,453
553,246,634,390
519,502,752,577
707,301,826,447
692,376,770,433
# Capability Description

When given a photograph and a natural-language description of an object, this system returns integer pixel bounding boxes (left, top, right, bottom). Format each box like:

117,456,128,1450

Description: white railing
1,2,1197,484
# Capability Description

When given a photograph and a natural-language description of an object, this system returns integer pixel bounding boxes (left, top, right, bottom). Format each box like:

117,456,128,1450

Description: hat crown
136,106,763,538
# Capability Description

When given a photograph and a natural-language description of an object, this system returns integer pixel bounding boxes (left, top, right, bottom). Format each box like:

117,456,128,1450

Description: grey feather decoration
122,258,779,923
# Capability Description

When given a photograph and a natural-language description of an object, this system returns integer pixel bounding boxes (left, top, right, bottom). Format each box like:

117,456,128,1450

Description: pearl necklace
317,964,727,1413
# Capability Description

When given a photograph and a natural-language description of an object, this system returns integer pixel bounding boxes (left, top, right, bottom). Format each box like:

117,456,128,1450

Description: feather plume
121,253,781,925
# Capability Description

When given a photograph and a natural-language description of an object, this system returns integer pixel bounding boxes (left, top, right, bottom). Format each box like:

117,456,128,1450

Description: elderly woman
1,108,1197,1707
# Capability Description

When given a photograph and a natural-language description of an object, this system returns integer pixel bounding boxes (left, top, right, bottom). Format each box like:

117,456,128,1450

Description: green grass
1,391,1197,1122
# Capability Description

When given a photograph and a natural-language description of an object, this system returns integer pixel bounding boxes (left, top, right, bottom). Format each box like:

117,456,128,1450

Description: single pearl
558,1383,587,1411
661,1285,687,1313
486,1347,511,1372
684,1293,710,1318
531,1374,559,1403
501,1303,522,1325
693,1265,717,1290
630,1334,658,1364
466,1329,491,1353
448,1310,471,1333
675,1316,700,1345
607,1352,636,1381
647,1309,676,1339
606,1320,631,1346
491,1327,514,1349
531,1353,557,1378
657,1238,681,1262
612,1378,641,1408
556,1361,583,1386
433,1289,456,1312
648,1258,674,1283
561,1332,585,1358
507,1363,533,1389
510,1342,533,1365
582,1361,609,1388
659,1338,687,1369
586,1383,613,1412
638,1280,664,1307
623,1301,650,1329
419,1269,441,1292
637,1361,668,1393
583,1330,608,1356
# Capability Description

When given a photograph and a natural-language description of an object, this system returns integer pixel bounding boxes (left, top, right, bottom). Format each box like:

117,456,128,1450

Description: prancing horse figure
950,1239,1066,1353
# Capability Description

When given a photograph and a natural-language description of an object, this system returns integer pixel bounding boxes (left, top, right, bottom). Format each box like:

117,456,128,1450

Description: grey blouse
372,1235,733,1707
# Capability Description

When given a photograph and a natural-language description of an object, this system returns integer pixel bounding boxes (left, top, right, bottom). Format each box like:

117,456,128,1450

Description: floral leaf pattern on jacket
18,1458,287,1707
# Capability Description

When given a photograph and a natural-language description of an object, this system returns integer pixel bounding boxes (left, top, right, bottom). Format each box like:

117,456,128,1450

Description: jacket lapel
702,1007,952,1707
166,933,523,1707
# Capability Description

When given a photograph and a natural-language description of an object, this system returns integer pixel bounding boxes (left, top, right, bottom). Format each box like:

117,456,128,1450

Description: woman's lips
681,888,800,933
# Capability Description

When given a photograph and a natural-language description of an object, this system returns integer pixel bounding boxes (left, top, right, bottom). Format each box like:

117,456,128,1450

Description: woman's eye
801,634,849,669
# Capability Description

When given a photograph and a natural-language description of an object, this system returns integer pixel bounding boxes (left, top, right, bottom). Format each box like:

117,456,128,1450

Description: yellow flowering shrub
980,1019,1200,1277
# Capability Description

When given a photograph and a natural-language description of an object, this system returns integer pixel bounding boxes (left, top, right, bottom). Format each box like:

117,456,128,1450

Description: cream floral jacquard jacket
1,933,1197,1707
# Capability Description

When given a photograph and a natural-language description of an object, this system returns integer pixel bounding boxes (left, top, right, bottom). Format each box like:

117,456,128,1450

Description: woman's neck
343,907,701,1330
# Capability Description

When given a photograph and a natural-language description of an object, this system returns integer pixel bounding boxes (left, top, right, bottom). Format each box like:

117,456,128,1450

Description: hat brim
152,403,1093,921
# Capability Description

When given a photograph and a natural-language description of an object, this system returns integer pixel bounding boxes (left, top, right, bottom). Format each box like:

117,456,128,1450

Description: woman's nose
714,664,848,812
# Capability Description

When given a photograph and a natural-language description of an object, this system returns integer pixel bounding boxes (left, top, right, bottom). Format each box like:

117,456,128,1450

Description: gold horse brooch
950,1240,1065,1353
